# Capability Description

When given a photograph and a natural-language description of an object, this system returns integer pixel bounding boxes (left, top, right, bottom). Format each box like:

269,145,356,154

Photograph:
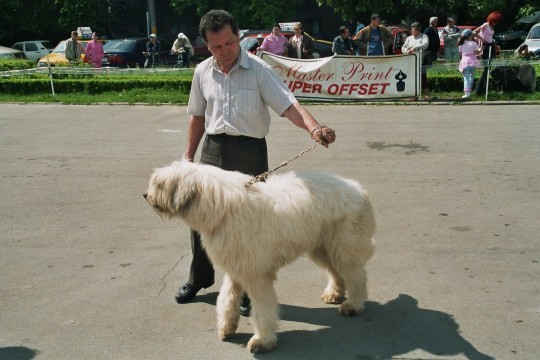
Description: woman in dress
458,29,482,99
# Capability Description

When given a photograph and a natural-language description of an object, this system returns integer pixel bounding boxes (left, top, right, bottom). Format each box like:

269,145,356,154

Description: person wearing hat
172,32,194,68
423,17,440,66
145,33,161,68
457,28,482,99
247,34,265,54
441,17,461,63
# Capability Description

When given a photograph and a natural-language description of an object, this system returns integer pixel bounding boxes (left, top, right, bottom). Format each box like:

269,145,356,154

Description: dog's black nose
143,193,148,199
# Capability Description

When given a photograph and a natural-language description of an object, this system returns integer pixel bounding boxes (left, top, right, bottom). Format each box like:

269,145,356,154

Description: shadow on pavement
0,347,39,360
190,292,494,359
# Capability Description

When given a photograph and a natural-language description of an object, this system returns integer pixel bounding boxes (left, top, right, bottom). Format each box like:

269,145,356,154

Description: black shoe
175,283,201,304
239,294,251,317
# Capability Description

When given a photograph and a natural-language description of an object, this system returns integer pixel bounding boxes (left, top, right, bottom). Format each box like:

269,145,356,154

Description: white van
11,40,53,62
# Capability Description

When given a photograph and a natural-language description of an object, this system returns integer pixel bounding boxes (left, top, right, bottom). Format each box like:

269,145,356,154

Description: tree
170,0,303,29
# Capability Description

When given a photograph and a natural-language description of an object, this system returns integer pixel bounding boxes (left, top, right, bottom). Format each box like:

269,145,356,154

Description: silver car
11,40,52,62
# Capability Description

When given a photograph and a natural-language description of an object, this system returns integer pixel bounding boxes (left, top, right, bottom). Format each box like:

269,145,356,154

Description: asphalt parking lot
1,103,539,359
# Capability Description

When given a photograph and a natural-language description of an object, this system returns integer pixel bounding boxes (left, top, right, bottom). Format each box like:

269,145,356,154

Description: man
332,26,353,55
171,32,194,68
144,34,161,68
353,14,393,56
441,17,460,63
259,24,288,56
423,17,440,66
65,30,84,63
175,9,336,317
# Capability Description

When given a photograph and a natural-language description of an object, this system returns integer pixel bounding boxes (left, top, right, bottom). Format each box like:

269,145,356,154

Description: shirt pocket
236,89,262,117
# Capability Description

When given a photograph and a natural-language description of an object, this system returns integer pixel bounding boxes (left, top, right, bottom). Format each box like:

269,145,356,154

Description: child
458,29,482,99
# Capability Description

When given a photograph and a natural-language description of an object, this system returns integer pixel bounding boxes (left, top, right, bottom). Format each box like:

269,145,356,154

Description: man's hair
339,25,348,34
199,9,239,42
370,14,380,21
410,22,422,31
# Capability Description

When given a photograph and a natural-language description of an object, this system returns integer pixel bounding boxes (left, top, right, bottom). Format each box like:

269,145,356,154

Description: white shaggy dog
144,161,375,353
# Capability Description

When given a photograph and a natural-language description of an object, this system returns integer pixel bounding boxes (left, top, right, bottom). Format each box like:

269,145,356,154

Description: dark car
102,38,176,67
494,11,540,49
192,35,212,61
192,30,268,61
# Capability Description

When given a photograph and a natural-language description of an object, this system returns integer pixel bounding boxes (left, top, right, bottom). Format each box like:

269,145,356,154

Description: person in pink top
85,32,104,68
458,29,482,99
259,24,288,56
472,11,503,94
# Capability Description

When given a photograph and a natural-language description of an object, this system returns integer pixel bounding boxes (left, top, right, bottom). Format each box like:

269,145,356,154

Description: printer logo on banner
260,53,421,101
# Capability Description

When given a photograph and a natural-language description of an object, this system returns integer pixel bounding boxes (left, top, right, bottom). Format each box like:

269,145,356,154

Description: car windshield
509,22,531,31
528,26,540,39
52,41,66,53
240,38,258,51
103,40,135,52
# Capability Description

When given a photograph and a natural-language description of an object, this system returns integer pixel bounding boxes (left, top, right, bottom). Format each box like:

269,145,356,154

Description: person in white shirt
175,9,336,317
402,22,430,101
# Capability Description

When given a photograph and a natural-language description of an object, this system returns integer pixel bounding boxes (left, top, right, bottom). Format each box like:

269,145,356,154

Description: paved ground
1,103,538,360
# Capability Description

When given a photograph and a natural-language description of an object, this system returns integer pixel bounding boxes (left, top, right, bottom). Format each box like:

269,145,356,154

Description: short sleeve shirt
187,49,297,138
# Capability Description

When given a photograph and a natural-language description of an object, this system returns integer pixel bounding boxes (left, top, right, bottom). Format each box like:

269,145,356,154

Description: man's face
205,24,241,69
343,28,350,38
272,26,281,36
371,18,381,27
71,33,77,40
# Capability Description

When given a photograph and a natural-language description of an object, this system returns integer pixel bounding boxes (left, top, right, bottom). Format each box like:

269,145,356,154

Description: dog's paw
218,322,238,340
338,302,364,316
247,336,277,353
321,291,345,304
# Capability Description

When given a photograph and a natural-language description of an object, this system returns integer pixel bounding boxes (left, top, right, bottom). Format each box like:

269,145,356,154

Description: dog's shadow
199,293,493,359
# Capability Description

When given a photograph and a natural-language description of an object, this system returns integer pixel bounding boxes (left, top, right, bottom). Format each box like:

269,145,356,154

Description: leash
245,125,333,188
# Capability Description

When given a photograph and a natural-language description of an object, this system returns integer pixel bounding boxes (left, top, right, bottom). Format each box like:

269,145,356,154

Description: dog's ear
177,183,199,215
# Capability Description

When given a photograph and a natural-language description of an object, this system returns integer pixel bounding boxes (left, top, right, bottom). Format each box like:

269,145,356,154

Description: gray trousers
188,134,269,288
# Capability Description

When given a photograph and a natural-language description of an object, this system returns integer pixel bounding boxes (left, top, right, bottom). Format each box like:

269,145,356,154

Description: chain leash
245,125,333,188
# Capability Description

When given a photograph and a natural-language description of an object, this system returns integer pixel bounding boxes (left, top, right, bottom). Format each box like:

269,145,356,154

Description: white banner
261,52,421,101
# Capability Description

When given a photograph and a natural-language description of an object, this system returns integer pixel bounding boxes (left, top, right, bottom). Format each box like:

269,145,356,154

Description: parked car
193,30,267,61
101,38,176,67
192,35,212,61
11,40,52,62
436,25,477,60
494,11,540,49
37,40,104,67
387,26,411,55
0,45,27,59
515,23,540,55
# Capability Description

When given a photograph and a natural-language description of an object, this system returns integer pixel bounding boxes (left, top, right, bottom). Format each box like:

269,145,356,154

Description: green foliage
0,77,192,95
170,0,303,28
0,59,36,71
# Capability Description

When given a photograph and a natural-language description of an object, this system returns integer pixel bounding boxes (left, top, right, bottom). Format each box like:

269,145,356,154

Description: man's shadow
199,293,493,359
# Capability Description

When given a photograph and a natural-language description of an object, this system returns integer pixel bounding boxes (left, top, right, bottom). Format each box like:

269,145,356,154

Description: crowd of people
331,11,513,100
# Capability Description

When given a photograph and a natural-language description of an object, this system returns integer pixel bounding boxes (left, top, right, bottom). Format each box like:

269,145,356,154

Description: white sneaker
462,93,470,99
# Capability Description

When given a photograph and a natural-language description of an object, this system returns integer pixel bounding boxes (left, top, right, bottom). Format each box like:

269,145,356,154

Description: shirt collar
211,47,250,74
